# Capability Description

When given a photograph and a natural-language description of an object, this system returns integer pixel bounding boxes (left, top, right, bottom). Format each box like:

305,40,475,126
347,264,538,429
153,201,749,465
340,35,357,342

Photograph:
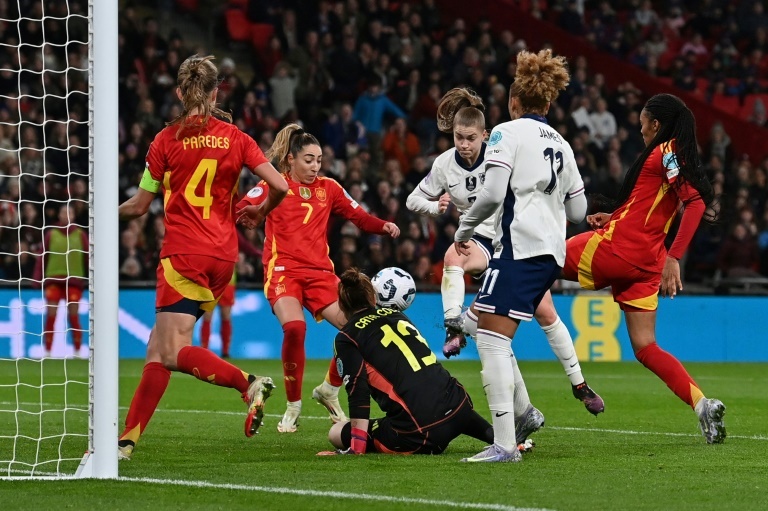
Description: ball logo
488,131,502,146
247,187,264,198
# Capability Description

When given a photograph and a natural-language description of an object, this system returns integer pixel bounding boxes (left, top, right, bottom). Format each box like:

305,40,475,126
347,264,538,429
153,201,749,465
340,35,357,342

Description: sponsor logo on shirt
488,130,502,146
247,187,264,198
299,187,312,200
343,189,359,209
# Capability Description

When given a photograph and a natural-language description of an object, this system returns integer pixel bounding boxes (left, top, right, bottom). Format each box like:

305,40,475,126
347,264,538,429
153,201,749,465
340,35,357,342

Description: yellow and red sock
221,319,232,357
281,320,306,402
44,313,56,351
635,342,704,409
200,319,211,349
69,313,82,351
120,362,171,445
176,346,250,393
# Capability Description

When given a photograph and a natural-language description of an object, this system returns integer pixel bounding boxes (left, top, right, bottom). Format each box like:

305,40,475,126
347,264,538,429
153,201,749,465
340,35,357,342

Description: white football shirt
483,115,585,265
408,144,497,239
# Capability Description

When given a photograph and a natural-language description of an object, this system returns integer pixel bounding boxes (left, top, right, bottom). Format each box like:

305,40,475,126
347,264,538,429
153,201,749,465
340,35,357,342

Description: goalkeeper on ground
319,268,493,456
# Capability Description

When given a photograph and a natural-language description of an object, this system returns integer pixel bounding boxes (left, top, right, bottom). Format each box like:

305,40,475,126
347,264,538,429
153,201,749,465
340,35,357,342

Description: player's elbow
273,180,289,196
405,193,418,212
565,194,588,224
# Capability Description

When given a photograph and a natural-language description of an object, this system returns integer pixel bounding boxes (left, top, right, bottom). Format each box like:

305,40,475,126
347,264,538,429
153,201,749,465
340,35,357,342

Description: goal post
0,0,118,479
82,0,119,479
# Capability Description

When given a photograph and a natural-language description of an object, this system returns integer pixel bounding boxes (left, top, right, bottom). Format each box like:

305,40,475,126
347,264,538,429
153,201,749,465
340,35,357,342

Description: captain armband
139,168,161,193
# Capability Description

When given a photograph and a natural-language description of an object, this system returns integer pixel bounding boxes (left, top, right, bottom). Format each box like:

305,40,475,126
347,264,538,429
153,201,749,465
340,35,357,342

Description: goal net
0,0,117,478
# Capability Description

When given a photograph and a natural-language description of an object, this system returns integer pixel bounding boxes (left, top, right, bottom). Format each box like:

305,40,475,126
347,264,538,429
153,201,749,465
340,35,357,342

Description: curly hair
509,49,570,113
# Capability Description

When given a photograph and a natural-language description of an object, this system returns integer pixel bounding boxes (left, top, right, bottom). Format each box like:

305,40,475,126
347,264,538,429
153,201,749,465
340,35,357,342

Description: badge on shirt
662,152,680,183
247,187,264,198
488,131,502,146
299,187,312,200
316,188,326,201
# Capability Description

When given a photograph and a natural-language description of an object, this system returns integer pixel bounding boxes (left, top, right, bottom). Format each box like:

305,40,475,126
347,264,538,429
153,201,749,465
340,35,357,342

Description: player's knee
443,247,462,266
328,420,347,449
535,305,558,327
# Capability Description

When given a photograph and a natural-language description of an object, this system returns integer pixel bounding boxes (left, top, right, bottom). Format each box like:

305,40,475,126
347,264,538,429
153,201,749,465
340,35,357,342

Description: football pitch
2,359,766,510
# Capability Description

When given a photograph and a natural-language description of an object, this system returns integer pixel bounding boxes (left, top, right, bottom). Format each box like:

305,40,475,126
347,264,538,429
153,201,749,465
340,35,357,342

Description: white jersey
409,144,497,239
485,116,585,265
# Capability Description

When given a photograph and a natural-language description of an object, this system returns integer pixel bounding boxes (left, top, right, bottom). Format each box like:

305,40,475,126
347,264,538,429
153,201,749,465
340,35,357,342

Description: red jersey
237,175,387,275
146,116,268,262
605,140,705,273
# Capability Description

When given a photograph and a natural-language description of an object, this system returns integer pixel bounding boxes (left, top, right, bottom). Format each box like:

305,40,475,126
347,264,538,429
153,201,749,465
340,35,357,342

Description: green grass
1,359,766,510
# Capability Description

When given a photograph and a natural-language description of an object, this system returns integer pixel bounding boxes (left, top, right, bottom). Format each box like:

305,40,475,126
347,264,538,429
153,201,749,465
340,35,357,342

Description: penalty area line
119,476,554,511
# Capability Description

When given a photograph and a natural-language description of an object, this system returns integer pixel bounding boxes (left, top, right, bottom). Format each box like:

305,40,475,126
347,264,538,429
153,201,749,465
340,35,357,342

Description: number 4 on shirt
185,158,218,219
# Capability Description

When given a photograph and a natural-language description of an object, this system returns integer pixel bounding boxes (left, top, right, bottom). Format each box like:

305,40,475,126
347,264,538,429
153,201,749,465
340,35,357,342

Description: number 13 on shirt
380,320,436,371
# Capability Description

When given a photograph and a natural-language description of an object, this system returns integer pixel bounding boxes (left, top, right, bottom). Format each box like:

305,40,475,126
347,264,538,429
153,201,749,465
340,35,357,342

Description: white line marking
118,476,554,511
3,402,766,441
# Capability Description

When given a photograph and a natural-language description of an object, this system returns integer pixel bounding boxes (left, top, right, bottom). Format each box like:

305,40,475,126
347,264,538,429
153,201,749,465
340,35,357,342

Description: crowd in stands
2,0,768,292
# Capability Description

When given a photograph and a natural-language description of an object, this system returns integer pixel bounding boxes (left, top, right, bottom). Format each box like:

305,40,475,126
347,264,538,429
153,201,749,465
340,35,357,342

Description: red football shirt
605,140,705,273
237,175,387,275
146,116,268,262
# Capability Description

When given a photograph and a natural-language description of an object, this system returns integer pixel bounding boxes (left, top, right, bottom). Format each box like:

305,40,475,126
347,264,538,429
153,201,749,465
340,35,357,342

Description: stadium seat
710,93,741,115
225,8,252,43
251,23,275,52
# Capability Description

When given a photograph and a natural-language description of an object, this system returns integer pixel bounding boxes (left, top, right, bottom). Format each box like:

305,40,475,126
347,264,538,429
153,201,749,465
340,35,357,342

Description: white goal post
0,0,118,479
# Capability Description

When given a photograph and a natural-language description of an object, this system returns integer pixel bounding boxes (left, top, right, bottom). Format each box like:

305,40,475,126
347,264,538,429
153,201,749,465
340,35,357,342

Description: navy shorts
470,235,494,266
474,255,560,321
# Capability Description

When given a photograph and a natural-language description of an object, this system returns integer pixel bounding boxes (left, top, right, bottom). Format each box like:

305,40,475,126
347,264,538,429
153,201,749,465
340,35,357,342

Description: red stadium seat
710,93,741,115
225,8,252,43
251,23,275,51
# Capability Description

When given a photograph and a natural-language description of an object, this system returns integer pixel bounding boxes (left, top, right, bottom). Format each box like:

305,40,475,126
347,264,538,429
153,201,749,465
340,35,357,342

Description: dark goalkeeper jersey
334,307,470,434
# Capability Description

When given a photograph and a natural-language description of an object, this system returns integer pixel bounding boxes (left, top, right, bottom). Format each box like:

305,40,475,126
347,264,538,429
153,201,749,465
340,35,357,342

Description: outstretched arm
119,185,156,221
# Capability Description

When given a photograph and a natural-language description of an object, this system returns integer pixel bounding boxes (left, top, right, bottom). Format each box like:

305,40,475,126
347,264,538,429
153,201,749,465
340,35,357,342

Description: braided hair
611,94,716,222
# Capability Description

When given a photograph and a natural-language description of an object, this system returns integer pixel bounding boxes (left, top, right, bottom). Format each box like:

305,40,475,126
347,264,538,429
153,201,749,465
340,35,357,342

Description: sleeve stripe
486,159,512,171
418,183,442,198
567,186,585,198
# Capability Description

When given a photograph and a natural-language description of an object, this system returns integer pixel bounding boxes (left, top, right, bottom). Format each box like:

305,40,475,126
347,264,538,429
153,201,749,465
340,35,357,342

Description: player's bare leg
535,290,604,415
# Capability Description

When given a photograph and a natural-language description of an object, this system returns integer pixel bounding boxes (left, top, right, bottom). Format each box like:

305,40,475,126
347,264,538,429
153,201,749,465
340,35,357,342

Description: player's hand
586,212,610,230
437,193,451,214
236,204,267,229
316,448,362,456
454,240,471,256
660,256,682,299
382,222,400,238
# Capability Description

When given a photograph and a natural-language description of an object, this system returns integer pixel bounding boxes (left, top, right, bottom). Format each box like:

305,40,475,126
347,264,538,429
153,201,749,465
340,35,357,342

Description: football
371,267,417,311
